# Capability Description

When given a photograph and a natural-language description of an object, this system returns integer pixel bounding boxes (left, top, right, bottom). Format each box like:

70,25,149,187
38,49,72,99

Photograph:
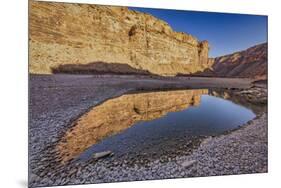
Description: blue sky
130,7,267,57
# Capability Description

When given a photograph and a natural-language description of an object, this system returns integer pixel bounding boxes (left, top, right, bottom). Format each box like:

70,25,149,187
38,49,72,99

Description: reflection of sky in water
132,95,255,136
79,94,255,160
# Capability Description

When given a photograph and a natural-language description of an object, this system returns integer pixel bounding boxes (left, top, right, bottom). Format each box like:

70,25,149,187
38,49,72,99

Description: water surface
57,89,256,162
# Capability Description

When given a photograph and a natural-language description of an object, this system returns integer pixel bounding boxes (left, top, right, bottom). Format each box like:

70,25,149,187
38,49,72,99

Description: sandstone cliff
192,43,267,79
29,1,210,76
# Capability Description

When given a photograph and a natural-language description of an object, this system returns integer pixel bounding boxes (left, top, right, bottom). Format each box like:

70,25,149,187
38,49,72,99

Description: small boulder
92,151,113,160
181,160,197,168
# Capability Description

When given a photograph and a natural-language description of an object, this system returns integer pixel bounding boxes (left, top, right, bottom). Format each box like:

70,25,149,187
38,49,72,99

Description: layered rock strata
196,43,267,79
29,1,210,75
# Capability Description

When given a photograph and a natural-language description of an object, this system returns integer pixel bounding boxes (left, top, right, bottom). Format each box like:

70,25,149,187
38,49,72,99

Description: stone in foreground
92,151,113,160
181,160,197,168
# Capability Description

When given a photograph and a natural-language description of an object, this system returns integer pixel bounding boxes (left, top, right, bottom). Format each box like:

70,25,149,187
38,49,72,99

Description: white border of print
0,0,280,188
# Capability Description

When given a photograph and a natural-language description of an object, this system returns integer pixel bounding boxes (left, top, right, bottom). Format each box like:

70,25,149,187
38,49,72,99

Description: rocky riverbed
29,74,267,187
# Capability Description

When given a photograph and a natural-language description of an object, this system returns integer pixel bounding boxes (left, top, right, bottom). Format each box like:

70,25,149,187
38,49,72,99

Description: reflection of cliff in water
56,89,208,162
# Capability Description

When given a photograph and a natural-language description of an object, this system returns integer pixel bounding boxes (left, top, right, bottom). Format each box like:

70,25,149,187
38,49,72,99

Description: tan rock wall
29,1,210,75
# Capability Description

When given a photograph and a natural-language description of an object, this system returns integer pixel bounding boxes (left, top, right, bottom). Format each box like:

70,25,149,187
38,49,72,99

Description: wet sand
29,74,267,187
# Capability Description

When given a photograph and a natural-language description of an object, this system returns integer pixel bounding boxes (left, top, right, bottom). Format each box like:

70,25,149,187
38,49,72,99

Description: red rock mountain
197,43,267,79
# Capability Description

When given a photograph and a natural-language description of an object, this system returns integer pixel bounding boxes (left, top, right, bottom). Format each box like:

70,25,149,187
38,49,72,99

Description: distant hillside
185,43,267,79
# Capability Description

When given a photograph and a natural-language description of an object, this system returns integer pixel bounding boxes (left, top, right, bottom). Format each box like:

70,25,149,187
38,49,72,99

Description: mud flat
29,74,267,187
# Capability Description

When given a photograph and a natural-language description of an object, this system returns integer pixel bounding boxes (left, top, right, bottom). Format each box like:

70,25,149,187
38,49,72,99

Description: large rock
29,1,210,76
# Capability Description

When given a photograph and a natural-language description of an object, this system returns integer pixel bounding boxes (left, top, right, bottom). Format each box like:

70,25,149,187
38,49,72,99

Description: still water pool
57,89,256,161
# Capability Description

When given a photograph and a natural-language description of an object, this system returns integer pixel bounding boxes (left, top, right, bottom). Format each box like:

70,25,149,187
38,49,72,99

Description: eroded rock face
56,89,208,162
29,1,210,75
204,43,267,79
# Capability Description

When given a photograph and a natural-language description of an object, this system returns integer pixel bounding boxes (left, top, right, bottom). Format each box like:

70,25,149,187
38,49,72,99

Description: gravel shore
29,74,267,187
